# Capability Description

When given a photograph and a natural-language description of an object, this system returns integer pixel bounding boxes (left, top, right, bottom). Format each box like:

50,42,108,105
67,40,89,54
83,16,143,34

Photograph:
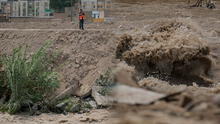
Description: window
44,2,49,16
92,2,96,9
83,2,87,9
35,2,40,16
106,1,111,8
22,2,27,16
28,2,34,16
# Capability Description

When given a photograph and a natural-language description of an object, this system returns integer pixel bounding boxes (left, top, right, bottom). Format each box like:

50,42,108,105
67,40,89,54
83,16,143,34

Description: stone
59,120,68,123
56,102,68,110
70,104,81,113
192,103,209,112
88,100,97,109
110,84,166,105
92,84,166,105
213,94,220,107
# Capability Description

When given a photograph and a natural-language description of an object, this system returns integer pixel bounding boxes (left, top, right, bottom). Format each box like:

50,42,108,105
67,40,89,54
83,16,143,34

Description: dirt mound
0,30,116,95
116,19,214,84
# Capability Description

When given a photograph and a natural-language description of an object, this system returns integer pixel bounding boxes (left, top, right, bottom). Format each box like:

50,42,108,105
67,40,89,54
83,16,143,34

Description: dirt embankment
0,30,117,94
116,19,215,85
114,0,186,3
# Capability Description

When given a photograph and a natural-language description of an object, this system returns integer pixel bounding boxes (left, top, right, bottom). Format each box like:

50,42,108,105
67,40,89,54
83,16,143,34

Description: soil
0,0,220,124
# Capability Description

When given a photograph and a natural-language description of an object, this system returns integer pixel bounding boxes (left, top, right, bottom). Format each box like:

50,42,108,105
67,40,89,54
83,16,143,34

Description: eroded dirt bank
0,30,117,95
0,0,220,124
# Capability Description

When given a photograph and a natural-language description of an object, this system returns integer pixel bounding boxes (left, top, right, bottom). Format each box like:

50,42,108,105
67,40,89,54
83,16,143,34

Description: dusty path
0,29,106,31
0,109,115,124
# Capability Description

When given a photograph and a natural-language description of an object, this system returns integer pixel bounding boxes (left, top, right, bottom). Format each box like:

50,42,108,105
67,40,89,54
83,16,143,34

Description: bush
0,41,59,114
95,69,115,96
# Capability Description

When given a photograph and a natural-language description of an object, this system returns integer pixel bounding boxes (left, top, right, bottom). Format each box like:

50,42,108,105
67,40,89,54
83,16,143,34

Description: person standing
79,9,85,30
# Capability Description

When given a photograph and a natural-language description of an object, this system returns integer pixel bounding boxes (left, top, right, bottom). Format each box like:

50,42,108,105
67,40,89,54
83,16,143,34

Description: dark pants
79,19,84,30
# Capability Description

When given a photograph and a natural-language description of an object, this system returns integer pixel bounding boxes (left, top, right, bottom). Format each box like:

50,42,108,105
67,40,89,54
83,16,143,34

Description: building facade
0,0,9,13
81,0,112,11
1,0,50,17
80,0,112,22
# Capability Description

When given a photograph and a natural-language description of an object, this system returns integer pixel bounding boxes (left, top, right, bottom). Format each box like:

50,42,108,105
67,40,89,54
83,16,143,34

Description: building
81,0,112,11
0,0,9,13
0,0,51,17
80,0,112,22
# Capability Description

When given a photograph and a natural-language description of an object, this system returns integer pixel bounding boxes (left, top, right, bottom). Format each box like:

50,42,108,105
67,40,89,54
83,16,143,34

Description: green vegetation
53,97,94,113
95,69,115,96
0,42,59,114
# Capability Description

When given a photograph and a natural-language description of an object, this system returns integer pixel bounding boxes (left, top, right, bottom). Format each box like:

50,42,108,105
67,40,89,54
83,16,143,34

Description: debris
59,120,68,123
191,0,216,9
70,104,81,113
110,84,166,105
76,57,114,97
80,117,98,123
92,84,165,106
51,82,80,104
55,102,68,113
213,94,220,107
138,77,187,94
92,86,112,106
192,102,209,112
116,19,214,84
179,93,193,108
113,63,139,87
88,100,98,109
52,95,100,114
150,101,186,114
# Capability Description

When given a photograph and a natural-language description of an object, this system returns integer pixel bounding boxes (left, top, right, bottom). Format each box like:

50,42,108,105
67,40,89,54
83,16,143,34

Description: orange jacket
79,13,85,20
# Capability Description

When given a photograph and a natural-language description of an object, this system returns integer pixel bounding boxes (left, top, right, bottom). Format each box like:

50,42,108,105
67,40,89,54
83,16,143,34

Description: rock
88,100,97,109
138,77,187,94
80,118,90,122
92,86,112,106
76,57,113,97
51,82,80,104
56,102,68,110
59,120,68,123
54,102,68,113
192,103,209,112
70,104,81,113
179,93,193,108
80,117,98,123
110,84,166,105
53,96,96,114
92,84,166,105
213,94,220,107
118,25,123,29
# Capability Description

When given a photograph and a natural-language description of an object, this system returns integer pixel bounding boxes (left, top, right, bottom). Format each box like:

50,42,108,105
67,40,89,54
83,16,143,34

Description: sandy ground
0,109,116,124
0,0,220,124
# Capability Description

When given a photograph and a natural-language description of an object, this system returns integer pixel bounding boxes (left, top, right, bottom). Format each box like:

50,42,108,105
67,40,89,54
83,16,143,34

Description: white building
81,0,112,11
80,0,112,22
0,0,8,13
1,0,50,17
12,0,50,17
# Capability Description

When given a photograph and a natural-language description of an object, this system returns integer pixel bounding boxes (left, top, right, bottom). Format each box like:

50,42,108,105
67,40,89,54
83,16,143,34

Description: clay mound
116,20,214,82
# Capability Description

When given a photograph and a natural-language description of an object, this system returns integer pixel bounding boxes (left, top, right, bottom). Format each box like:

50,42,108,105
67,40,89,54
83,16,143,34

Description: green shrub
0,41,59,114
95,69,115,96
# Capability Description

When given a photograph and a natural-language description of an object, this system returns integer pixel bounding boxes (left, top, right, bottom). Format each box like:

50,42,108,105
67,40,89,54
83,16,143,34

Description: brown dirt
116,19,215,85
0,0,220,124
0,30,116,94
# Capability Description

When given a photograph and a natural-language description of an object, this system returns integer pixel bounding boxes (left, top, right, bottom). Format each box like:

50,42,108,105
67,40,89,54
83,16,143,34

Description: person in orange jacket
79,9,85,30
